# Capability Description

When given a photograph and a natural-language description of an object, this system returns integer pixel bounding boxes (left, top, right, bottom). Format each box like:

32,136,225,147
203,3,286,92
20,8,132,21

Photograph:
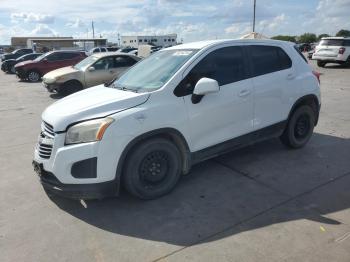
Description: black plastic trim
33,161,117,199
191,121,287,164
71,157,97,178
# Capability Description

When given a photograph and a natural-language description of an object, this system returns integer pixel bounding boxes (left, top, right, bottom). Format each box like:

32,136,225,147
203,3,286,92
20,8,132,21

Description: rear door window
248,45,292,77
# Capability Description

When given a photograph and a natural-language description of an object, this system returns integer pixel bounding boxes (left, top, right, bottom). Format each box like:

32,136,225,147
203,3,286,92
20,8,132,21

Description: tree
317,34,330,40
336,29,350,37
299,33,317,43
271,35,296,42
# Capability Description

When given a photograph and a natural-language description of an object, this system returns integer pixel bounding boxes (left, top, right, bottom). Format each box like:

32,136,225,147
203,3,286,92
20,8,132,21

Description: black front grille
43,121,55,137
38,120,55,159
38,143,53,159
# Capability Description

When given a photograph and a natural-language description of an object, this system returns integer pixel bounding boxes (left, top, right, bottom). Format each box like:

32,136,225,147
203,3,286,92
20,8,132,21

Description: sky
0,0,349,44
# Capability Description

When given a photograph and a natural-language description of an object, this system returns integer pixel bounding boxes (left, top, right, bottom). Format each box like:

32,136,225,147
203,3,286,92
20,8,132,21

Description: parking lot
1,60,350,262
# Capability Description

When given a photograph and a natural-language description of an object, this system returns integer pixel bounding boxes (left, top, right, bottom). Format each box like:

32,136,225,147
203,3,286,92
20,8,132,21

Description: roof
321,37,350,40
91,52,139,59
27,38,107,42
166,38,293,50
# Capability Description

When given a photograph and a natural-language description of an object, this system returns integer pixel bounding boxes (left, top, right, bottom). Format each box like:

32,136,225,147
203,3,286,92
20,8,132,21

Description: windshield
112,49,197,92
74,56,99,70
34,53,48,61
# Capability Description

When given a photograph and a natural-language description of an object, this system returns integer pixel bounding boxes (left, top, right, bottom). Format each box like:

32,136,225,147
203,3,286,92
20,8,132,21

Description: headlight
65,117,114,145
43,77,56,84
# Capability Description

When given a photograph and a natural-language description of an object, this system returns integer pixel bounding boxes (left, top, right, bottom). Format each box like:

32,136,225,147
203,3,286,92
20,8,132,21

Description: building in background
121,34,177,48
11,37,73,48
11,37,107,51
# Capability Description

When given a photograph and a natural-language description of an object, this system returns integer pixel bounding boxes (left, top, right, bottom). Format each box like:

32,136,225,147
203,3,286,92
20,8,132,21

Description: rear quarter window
293,45,308,63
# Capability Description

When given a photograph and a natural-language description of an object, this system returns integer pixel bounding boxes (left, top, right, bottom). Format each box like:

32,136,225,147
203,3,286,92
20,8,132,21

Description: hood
3,59,16,63
42,85,150,131
15,60,37,68
43,66,79,82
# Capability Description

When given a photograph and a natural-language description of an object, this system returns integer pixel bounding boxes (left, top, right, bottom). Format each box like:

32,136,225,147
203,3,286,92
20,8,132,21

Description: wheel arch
288,94,320,126
115,128,192,188
63,79,84,88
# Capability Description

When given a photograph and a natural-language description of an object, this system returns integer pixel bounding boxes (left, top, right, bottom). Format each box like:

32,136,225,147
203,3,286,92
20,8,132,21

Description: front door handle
238,89,251,97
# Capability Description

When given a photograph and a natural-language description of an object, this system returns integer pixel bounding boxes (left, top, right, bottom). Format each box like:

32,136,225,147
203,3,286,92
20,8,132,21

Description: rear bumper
33,161,118,199
312,54,347,63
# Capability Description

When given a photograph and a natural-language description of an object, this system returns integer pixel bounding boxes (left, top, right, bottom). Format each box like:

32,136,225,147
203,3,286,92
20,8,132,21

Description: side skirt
191,121,287,164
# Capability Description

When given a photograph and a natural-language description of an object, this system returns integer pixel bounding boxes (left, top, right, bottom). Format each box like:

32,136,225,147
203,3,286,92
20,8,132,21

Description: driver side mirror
192,77,220,104
88,66,95,72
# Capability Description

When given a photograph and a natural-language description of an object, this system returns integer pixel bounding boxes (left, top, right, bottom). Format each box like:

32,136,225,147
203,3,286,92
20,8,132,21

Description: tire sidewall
286,106,315,148
124,139,182,199
27,71,40,82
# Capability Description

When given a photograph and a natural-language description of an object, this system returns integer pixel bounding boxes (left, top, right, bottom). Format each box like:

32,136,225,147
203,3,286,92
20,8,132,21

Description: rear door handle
238,89,251,97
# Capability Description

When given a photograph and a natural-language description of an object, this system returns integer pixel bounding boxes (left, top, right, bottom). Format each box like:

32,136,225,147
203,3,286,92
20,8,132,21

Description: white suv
312,37,350,67
32,39,321,200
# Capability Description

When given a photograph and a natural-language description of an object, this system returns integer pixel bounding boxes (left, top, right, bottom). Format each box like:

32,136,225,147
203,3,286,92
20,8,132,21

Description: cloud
31,24,58,36
0,0,349,45
11,12,55,24
303,0,350,35
66,18,86,28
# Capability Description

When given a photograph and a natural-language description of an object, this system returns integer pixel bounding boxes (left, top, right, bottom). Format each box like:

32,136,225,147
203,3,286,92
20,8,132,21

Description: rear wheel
317,60,326,67
123,138,182,199
280,105,315,149
27,70,41,82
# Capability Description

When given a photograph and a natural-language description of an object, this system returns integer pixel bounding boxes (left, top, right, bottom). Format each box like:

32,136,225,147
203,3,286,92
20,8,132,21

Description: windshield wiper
104,76,119,87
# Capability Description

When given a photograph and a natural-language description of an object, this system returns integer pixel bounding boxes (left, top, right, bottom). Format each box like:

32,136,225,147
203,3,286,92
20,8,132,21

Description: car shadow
324,63,350,69
49,93,66,99
49,132,350,246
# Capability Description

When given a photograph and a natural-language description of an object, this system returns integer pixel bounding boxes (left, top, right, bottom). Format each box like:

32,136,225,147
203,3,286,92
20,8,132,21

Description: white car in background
33,39,321,200
312,37,350,67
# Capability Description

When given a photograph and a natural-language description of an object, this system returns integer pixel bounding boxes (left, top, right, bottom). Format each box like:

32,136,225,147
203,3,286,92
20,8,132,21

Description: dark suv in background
15,51,87,82
1,53,42,74
1,48,33,61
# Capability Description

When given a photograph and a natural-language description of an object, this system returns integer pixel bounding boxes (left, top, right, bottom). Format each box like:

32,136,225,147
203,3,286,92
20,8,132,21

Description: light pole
253,0,256,32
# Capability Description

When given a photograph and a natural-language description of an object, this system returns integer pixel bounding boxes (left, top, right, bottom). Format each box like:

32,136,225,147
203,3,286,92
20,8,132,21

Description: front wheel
280,105,315,149
317,60,326,67
10,65,16,74
27,70,41,82
123,138,182,199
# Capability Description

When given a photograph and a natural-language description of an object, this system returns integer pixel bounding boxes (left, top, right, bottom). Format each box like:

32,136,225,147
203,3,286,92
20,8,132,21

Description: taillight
339,47,346,55
312,70,320,84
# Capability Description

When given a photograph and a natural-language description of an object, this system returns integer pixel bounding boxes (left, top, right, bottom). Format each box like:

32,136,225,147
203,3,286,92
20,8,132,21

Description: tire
27,70,41,82
317,60,326,67
58,81,83,96
123,138,182,199
280,105,315,149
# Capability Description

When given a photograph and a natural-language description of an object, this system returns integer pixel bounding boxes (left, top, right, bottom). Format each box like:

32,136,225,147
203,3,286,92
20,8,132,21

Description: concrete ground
1,60,350,262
